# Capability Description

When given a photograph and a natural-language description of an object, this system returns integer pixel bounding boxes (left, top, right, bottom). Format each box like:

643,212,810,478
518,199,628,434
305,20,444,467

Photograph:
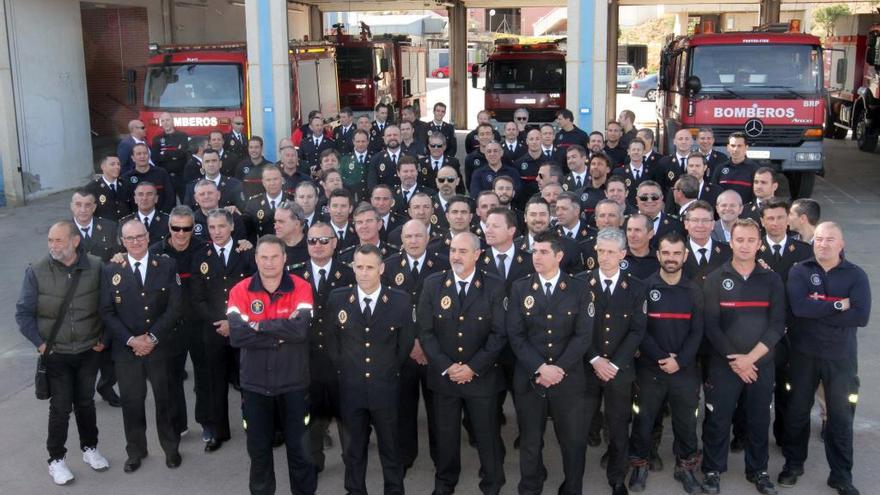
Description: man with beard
368,125,404,190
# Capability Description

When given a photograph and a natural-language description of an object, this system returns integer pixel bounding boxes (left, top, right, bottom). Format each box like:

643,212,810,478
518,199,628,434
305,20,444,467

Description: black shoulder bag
35,269,83,400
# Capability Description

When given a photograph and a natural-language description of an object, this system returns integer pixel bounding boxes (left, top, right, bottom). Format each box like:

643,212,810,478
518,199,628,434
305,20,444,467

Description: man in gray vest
15,221,110,485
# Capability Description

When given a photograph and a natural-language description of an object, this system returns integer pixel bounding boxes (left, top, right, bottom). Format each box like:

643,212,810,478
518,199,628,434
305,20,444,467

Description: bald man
151,112,190,202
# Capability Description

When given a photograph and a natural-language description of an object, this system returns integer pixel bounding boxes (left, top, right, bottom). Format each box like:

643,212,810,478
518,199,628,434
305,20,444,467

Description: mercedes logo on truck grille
744,119,764,138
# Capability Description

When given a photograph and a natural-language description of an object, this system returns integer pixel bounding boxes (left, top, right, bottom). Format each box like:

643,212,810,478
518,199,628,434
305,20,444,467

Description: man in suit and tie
508,230,593,495
712,190,745,244
636,181,685,248
85,155,133,222
657,128,695,191
387,192,444,248
371,184,403,243
120,182,170,244
326,244,415,494
697,127,729,177
182,149,245,210
117,120,150,174
419,134,462,192
501,121,524,163
682,200,732,287
326,189,358,254
100,219,182,472
383,220,451,470
741,167,779,222
613,139,659,206
427,102,457,158
299,115,337,174
334,107,356,154
369,103,393,153
418,232,508,495
562,145,590,194
242,165,291,242
685,152,723,209
222,116,247,164
368,125,404,190
339,129,372,202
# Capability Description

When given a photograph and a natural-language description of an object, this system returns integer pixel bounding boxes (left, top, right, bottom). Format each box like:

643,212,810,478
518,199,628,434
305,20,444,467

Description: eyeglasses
135,126,145,130
437,177,457,183
307,236,333,245
122,233,148,242
637,194,661,201
170,225,194,232
233,121,244,125
429,144,444,149
515,117,528,121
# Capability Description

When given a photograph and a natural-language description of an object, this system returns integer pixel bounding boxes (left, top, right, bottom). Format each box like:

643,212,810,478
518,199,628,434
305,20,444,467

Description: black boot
628,465,648,492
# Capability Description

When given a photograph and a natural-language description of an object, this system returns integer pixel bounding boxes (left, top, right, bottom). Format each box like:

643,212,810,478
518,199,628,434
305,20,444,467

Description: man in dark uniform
326,244,415,495
756,198,812,446
681,200,732,287
326,189,359,254
656,128,695,191
400,120,426,158
227,235,317,495
578,153,613,220
369,103,393,153
580,227,647,495
741,167,779,222
236,137,274,195
697,128,728,178
555,109,589,153
334,107,356,154
637,128,663,170
121,143,176,214
636,181,685,248
243,165,290,242
182,149,245,210
603,121,628,167
148,205,205,436
501,121,525,163
273,201,309,267
427,102,457,158
538,124,566,168
289,221,355,471
562,145,590,194
191,180,248,243
189,209,256,452
370,184,404,243
778,222,871,495
711,133,761,205
151,112,190,202
555,191,594,241
622,214,660,280
401,104,429,144
469,142,522,199
628,232,703,493
387,192,444,248
684,153,723,209
392,156,435,218
339,129,372,202
428,195,475,254
367,125,404,190
464,110,501,155
431,166,463,232
86,155,133,221
613,139,661,206
120,182,170,243
618,110,638,149
464,123,496,184
418,232,508,495
299,115,337,174
209,131,240,178
100,219,182,472
701,218,785,495
508,231,592,495
512,129,546,206
419,133,462,192
223,116,248,164
516,197,582,274
382,220,450,470
337,204,398,265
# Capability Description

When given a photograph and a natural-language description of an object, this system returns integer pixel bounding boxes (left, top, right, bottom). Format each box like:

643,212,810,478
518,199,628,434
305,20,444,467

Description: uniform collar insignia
559,280,567,290
445,278,453,287
516,255,523,263
349,293,356,303
620,280,628,289
589,278,596,286
335,271,341,279
381,293,389,304
427,259,433,267
531,282,540,291
400,258,406,267
789,244,795,252
474,279,481,288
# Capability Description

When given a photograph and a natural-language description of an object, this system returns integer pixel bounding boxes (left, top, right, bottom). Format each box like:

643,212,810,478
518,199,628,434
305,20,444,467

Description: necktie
134,261,143,288
496,253,508,279
575,175,583,189
314,137,319,147
698,248,708,266
358,154,365,166
338,229,345,240
81,227,90,239
544,281,553,298
269,200,276,210
545,150,552,158
603,279,612,297
391,154,397,166
679,157,686,171
433,160,440,170
110,183,116,193
567,231,574,239
772,244,782,262
411,260,419,279
318,268,327,291
219,247,227,267
404,189,411,203
303,218,310,231
363,297,373,320
458,281,468,303
143,216,150,229
634,169,641,181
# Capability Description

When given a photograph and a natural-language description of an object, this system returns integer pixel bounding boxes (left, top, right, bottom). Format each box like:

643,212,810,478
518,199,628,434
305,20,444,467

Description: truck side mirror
686,75,702,94
380,58,389,72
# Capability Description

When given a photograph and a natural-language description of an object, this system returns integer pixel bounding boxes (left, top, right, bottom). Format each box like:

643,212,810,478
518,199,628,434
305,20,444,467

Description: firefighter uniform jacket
151,130,190,175
381,251,450,306
427,121,457,157
638,273,704,370
579,270,647,381
756,236,812,284
243,193,292,242
333,124,356,154
99,254,181,360
298,135,337,173
192,209,247,243
235,157,273,198
620,249,661,281
612,164,663,205
710,159,760,205
339,151,372,201
121,166,176,214
337,242,397,265
476,246,534,292
417,270,508,397
85,177,133,221
119,211,170,244
703,262,785,364
367,149,403,190
182,175,244,211
189,244,256,329
78,218,120,263
506,272,593,395
682,238,732,287
418,155,461,191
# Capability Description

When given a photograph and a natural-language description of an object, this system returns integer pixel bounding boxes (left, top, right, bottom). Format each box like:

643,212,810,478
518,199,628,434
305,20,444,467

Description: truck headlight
795,152,822,162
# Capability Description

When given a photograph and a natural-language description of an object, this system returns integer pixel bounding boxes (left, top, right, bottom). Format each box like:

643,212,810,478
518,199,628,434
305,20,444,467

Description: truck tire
787,171,815,199
856,112,878,152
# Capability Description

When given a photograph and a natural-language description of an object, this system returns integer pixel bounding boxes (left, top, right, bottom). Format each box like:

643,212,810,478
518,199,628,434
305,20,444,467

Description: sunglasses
307,236,333,245
429,144,445,149
135,126,145,129
638,194,661,202
515,117,527,121
437,177,457,183
170,225,194,232
233,122,244,125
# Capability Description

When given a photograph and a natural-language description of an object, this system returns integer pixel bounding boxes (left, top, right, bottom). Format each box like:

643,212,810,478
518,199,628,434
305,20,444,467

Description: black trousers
307,368,345,469
116,354,180,459
702,357,774,475
398,358,436,467
773,335,792,444
584,373,633,486
631,365,700,462
45,349,101,461
341,397,405,495
190,326,232,440
433,392,505,495
95,346,117,397
515,387,586,495
783,350,859,486
242,389,317,495
171,323,194,434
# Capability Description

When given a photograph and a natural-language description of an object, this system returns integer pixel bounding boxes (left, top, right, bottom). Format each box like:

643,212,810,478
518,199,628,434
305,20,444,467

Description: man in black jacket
228,235,316,495
100,219,182,472
152,112,190,202
418,232,508,495
85,155,134,221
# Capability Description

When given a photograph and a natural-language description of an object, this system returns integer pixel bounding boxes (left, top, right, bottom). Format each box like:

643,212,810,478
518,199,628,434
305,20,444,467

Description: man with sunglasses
636,181,685,249
512,129,547,206
149,205,205,437
578,153,613,221
289,221,356,472
223,117,248,164
118,119,150,174
273,200,309,267
431,166,462,232
420,134,462,193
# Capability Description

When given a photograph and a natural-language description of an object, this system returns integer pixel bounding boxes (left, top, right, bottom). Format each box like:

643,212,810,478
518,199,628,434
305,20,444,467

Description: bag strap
43,267,84,354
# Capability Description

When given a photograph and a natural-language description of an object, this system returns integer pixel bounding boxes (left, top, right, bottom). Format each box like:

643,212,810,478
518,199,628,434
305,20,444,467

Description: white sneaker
48,458,74,485
82,447,110,471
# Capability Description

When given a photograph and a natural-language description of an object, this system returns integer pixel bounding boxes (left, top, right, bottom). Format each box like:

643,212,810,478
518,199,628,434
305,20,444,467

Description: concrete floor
1,138,879,494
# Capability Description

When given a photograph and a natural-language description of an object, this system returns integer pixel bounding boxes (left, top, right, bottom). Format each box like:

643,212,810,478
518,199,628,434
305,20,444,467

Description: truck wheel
646,89,656,102
824,111,847,139
787,172,815,199
856,113,878,152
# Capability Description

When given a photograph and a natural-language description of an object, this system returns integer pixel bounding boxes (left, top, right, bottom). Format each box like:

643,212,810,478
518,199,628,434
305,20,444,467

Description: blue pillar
567,0,607,132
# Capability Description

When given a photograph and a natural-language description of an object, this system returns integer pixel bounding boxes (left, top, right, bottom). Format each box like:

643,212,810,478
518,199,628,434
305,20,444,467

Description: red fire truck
329,23,427,120
823,13,880,152
656,21,825,198
474,40,566,125
139,41,339,142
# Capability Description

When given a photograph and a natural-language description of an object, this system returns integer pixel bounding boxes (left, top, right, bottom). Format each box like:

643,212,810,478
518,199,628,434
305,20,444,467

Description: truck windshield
336,47,374,80
488,59,565,92
144,63,243,110
690,44,821,96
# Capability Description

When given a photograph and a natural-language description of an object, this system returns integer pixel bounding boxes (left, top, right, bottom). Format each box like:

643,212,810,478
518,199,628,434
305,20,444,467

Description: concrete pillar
245,0,291,162
673,12,689,36
308,5,323,42
448,3,468,130
566,0,608,132
759,0,781,25
0,0,24,206
605,0,619,125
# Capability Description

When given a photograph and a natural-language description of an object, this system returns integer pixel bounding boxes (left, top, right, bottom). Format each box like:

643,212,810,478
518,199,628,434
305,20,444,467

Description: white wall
8,0,93,198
